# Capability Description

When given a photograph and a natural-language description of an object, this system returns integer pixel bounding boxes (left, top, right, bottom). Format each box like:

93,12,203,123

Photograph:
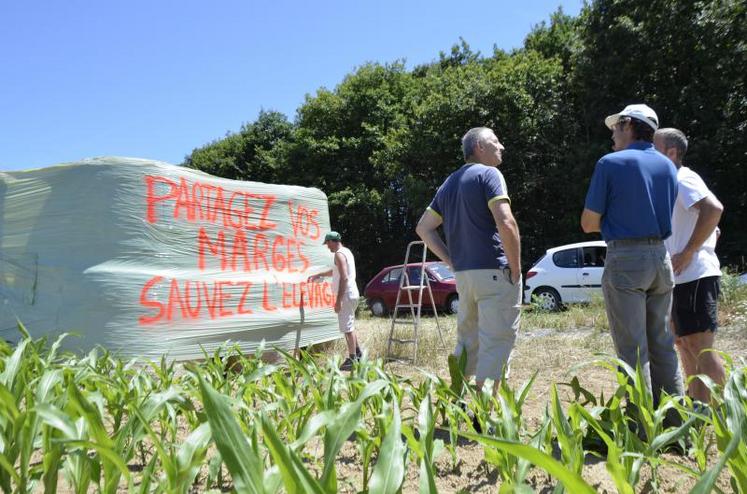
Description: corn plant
1,322,746,492
548,384,586,492
401,381,444,494
689,355,747,494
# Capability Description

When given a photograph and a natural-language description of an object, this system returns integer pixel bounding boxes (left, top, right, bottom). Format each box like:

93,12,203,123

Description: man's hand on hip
672,249,694,275
510,270,521,285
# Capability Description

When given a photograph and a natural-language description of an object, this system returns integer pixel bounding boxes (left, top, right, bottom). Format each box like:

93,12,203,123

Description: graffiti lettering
197,228,309,273
145,175,277,231
138,277,333,325
288,200,321,240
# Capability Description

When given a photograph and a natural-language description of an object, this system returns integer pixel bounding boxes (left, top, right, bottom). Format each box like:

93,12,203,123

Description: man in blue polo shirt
581,104,684,406
416,127,521,396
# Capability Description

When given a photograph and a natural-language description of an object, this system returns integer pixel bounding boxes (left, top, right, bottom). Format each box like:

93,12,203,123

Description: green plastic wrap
0,157,340,360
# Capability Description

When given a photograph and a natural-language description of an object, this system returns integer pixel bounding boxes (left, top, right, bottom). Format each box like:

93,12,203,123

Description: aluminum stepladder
385,241,447,364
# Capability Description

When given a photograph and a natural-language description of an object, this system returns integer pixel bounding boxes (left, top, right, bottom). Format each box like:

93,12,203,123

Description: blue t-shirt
584,142,677,241
428,163,509,271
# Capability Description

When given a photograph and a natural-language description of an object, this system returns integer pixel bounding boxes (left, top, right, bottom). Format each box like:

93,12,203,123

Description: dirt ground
331,316,747,493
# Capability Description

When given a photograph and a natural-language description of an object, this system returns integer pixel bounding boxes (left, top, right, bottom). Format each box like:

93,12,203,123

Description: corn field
0,323,745,493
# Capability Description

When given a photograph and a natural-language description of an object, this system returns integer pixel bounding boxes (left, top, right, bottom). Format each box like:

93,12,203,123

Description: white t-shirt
664,166,721,284
332,246,360,299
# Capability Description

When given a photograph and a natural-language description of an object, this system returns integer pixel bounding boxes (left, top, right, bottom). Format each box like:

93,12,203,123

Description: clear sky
0,0,583,171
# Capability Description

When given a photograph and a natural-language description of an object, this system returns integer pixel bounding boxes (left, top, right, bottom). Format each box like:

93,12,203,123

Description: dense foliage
185,0,746,286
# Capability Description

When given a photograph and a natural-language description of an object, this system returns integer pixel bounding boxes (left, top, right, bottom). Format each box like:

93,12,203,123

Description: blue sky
0,0,583,171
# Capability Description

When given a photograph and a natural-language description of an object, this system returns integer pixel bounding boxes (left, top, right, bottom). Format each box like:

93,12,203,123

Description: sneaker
471,413,483,434
663,438,690,456
339,357,355,371
692,400,712,418
459,402,483,434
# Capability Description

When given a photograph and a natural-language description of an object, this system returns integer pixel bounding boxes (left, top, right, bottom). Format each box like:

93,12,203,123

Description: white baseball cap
604,104,659,131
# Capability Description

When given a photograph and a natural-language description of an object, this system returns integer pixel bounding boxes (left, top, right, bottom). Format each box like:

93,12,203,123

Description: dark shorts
672,276,720,337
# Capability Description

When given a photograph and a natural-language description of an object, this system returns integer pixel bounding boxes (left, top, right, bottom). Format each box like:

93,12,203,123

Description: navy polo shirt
584,141,678,241
428,163,509,271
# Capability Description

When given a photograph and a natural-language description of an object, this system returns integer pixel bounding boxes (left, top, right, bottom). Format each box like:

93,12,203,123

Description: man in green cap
312,231,362,370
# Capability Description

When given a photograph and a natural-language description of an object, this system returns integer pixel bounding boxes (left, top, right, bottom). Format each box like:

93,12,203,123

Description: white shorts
337,297,359,333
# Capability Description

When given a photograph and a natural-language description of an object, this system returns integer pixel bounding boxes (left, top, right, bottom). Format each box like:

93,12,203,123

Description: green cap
323,231,342,243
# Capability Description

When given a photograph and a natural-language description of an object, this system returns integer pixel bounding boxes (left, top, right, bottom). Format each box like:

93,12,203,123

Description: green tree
184,110,294,183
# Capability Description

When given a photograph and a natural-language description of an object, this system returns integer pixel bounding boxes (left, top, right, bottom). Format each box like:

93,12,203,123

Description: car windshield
429,262,455,280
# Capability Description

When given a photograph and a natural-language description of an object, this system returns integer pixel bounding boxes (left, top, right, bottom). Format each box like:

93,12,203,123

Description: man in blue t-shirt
581,104,683,407
416,127,522,397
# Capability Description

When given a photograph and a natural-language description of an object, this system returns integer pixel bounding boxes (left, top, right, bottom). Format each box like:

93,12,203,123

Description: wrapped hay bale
0,157,339,360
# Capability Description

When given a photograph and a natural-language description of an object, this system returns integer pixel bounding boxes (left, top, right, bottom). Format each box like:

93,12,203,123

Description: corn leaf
197,373,265,494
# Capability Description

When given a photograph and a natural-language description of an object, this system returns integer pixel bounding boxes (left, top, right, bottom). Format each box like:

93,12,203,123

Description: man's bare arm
489,200,521,283
415,210,452,269
333,252,349,313
307,268,333,282
672,194,723,275
580,208,602,233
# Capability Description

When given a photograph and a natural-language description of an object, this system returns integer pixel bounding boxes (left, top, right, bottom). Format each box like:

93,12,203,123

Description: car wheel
369,299,388,317
532,287,561,311
446,294,459,314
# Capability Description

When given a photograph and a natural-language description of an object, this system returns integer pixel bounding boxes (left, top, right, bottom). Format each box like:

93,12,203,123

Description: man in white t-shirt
311,231,362,370
655,128,725,402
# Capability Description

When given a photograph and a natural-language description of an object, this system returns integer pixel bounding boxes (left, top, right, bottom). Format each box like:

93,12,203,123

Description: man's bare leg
674,338,699,397
680,331,725,402
343,331,359,357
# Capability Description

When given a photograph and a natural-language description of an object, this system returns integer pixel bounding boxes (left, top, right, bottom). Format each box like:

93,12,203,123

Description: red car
363,262,458,317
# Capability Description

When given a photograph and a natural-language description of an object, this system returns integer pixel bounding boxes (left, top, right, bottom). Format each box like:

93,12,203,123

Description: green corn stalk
66,377,132,493
62,418,95,494
206,452,224,490
447,352,468,398
369,399,407,494
36,402,130,494
416,390,443,494
690,359,746,493
0,336,31,493
433,389,466,465
0,326,72,493
549,384,585,493
261,412,325,494
355,427,377,491
320,380,388,493
40,418,64,493
130,405,211,493
460,430,597,494
137,453,159,494
284,379,389,491
591,355,691,487
196,370,267,494
572,405,635,494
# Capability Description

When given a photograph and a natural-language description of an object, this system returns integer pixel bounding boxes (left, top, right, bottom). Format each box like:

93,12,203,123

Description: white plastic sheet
0,157,340,360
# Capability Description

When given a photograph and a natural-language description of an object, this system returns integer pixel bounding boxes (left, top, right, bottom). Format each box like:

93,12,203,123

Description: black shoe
472,413,483,434
692,401,712,418
339,357,355,371
459,402,483,434
663,438,690,456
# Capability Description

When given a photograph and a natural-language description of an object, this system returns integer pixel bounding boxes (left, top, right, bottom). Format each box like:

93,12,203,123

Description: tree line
184,0,746,287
